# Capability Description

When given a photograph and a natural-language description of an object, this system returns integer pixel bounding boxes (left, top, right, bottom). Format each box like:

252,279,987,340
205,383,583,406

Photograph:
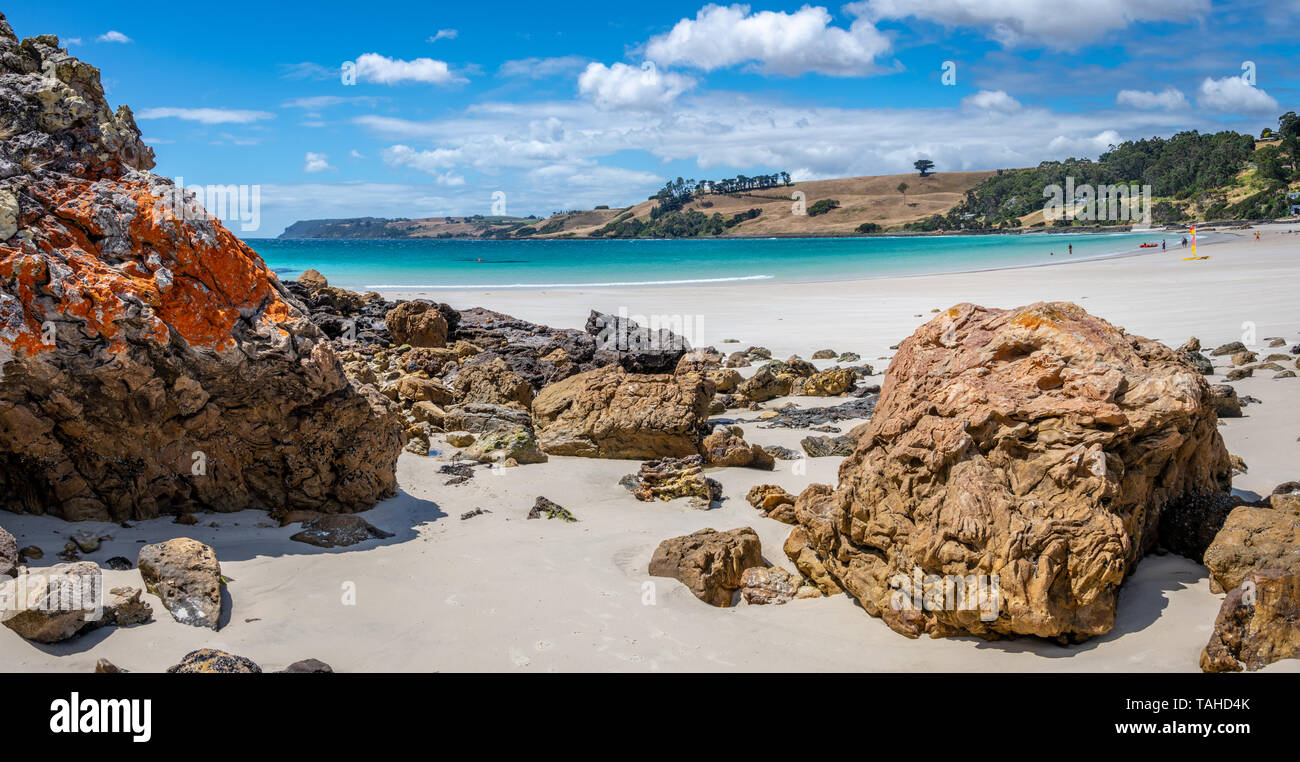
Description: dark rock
279,658,334,673
585,310,690,373
167,648,262,673
800,435,855,457
743,396,877,428
527,497,578,522
290,514,394,548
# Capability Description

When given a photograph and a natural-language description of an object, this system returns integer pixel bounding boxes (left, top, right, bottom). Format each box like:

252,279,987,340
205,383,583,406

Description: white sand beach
2,225,1298,673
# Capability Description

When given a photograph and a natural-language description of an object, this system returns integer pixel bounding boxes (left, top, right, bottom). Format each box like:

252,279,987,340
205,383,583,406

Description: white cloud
381,145,467,185
304,152,335,173
353,53,467,85
63,37,82,46
97,30,131,43
577,62,695,111
1196,76,1279,114
498,56,590,79
136,107,274,124
279,62,338,81
962,89,1022,113
281,95,384,109
1116,87,1188,110
428,29,458,42
858,0,1209,50
349,150,365,159
1047,129,1122,156
645,4,891,76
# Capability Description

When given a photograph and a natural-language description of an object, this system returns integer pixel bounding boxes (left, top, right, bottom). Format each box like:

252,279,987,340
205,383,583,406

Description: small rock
811,349,837,359
460,508,488,520
279,658,334,673
167,649,262,673
106,556,132,570
446,432,476,447
741,566,800,605
527,497,578,523
94,658,126,673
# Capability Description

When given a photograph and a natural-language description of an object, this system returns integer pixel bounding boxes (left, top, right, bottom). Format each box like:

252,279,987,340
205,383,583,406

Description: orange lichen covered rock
791,302,1231,641
0,20,403,520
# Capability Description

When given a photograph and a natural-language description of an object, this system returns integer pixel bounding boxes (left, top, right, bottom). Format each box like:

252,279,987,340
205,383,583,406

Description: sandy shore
3,225,1298,672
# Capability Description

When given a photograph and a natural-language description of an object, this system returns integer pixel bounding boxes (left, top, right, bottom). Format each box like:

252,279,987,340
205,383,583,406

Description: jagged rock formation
0,19,403,520
789,302,1230,641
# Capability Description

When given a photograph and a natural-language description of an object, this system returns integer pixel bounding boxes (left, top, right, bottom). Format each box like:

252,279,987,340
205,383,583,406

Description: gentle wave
363,275,776,289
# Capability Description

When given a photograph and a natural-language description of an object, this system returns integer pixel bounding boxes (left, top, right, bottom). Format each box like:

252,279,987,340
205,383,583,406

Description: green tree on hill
914,159,935,177
897,181,909,205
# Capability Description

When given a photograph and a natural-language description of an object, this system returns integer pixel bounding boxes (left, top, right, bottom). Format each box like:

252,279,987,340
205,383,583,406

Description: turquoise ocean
250,231,1191,292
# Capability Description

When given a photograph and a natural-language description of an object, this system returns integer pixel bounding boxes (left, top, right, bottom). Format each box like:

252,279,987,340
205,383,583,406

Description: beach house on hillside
1288,191,1300,216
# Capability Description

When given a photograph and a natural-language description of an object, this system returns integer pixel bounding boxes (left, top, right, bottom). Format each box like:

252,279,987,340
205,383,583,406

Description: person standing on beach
1161,239,1166,251
1255,231,1260,241
1068,244,1073,255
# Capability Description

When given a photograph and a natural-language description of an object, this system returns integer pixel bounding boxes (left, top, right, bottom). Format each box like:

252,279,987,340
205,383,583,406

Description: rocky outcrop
789,302,1230,640
630,455,721,505
0,24,403,521
648,527,763,607
1200,568,1300,672
532,365,713,458
137,538,221,628
1204,491,1300,593
701,427,774,470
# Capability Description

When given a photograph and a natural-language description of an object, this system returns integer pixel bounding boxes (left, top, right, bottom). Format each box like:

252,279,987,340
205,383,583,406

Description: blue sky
13,1,1298,235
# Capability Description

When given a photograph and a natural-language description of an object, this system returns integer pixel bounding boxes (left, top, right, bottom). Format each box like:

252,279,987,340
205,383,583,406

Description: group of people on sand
1051,236,1192,257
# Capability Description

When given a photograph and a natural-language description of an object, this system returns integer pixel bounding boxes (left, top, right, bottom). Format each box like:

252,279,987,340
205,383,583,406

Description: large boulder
648,527,763,607
0,26,403,521
384,301,448,347
790,302,1231,640
454,356,534,409
1203,492,1300,593
531,365,713,459
0,562,151,642
1200,568,1300,672
137,538,222,628
701,427,774,470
